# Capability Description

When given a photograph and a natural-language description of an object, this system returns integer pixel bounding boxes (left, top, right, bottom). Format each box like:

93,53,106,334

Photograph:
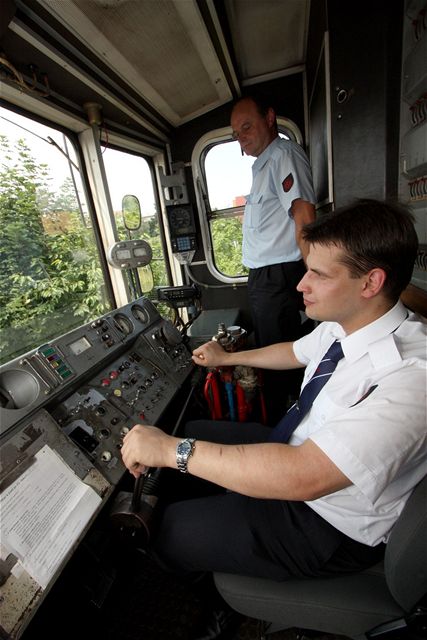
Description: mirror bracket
158,161,189,205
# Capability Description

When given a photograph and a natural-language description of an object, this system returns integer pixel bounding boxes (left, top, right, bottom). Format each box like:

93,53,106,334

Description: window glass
205,139,254,211
204,140,252,277
101,147,169,293
0,107,110,365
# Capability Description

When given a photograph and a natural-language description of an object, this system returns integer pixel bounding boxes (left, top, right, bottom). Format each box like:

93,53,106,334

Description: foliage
0,133,248,364
210,217,248,277
0,135,108,364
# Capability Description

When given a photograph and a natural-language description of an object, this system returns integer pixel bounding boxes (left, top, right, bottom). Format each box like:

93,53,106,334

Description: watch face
177,439,195,473
179,441,192,455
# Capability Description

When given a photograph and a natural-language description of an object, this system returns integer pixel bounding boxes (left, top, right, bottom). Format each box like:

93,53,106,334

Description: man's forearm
121,424,351,501
192,341,303,371
185,438,351,501
292,198,316,263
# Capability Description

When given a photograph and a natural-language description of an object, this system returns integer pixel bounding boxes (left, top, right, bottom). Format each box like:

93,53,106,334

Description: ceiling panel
3,0,310,135
224,0,310,83
40,0,233,125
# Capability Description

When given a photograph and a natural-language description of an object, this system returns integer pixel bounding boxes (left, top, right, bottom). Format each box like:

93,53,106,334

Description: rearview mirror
138,265,154,293
122,194,142,231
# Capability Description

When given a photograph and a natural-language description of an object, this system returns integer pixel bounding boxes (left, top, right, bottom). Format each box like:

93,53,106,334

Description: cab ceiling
2,0,310,143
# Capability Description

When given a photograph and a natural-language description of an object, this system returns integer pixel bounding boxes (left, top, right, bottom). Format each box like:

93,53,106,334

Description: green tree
0,135,108,364
210,217,248,277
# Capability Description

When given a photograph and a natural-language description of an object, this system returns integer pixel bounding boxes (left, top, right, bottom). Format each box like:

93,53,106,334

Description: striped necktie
268,340,344,443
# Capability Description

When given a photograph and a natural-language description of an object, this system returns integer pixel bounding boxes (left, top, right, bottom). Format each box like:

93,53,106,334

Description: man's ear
266,107,276,128
361,268,387,298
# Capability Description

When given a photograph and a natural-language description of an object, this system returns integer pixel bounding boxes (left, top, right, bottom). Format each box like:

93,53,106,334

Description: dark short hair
303,199,418,302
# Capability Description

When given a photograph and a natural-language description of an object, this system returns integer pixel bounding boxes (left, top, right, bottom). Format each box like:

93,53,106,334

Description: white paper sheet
0,445,101,589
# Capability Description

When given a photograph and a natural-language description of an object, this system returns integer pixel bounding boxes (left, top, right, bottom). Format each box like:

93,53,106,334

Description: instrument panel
0,297,193,441
0,296,194,639
0,294,195,500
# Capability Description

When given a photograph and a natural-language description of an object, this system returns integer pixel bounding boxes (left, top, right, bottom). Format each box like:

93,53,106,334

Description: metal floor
22,536,350,640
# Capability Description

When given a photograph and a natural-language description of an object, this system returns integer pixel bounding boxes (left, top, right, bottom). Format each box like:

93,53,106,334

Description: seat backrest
384,475,427,611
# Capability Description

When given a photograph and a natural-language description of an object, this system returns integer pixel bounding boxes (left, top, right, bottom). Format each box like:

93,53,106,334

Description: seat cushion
214,564,403,638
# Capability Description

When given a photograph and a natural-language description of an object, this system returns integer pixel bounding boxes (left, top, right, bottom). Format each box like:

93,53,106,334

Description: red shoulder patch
282,173,294,193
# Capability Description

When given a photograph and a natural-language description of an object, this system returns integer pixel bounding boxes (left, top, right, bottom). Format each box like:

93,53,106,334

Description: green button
41,347,55,356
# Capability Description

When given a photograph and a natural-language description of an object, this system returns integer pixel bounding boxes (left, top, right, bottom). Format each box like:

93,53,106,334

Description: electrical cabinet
400,0,427,291
308,1,403,211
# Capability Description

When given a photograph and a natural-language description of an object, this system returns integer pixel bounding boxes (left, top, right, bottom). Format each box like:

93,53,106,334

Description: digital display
116,249,132,260
133,247,148,257
68,335,91,356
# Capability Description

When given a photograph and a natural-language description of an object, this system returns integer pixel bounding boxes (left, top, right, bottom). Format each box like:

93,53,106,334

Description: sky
205,142,254,209
1,105,254,215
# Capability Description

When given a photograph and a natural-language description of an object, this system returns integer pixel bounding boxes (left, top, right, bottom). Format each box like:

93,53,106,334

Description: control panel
0,298,194,639
0,297,194,484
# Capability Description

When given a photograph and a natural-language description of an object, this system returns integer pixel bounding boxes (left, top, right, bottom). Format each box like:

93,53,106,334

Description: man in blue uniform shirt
230,96,316,421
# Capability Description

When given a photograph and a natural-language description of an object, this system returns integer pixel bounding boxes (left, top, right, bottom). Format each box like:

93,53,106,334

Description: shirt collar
335,301,408,364
253,136,280,173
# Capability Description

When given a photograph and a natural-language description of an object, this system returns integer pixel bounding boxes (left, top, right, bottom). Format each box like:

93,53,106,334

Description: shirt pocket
309,392,347,429
244,192,263,229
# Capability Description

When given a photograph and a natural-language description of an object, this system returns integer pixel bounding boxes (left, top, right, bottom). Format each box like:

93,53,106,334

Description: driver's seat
214,475,427,639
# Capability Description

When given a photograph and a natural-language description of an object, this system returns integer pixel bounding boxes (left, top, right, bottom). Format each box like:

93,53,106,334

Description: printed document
0,445,101,589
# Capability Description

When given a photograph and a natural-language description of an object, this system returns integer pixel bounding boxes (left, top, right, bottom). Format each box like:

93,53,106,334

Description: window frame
192,117,303,284
100,142,174,295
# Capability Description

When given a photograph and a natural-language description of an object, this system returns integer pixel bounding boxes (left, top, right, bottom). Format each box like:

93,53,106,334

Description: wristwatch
176,438,196,473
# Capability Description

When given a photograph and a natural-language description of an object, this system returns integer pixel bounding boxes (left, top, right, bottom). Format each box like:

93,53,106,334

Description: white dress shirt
292,301,427,545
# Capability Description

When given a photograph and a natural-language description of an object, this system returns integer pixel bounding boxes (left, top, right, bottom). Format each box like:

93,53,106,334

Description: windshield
0,107,111,365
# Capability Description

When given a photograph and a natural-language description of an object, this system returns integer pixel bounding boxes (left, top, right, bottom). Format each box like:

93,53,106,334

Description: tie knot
325,340,344,363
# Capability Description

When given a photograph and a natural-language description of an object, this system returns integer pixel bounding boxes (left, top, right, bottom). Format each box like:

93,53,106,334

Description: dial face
113,313,134,335
131,304,149,325
178,440,192,455
169,207,192,232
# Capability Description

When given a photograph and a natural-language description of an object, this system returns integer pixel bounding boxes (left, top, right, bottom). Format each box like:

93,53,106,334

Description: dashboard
0,297,194,638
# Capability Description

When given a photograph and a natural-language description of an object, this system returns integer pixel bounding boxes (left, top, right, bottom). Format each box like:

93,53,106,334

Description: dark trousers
247,261,307,346
247,261,310,424
152,421,385,581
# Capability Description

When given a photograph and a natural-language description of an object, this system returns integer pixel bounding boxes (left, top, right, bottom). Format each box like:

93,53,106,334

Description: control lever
109,377,198,544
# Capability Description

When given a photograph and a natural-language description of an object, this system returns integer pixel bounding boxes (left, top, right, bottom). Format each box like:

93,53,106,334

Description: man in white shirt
121,199,425,588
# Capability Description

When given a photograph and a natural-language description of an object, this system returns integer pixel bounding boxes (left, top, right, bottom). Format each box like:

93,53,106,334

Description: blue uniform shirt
242,137,315,269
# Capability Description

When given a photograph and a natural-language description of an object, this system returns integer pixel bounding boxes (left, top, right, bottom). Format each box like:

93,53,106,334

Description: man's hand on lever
191,340,230,368
121,424,175,478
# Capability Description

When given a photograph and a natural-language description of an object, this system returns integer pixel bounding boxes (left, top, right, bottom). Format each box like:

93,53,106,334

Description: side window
0,106,111,365
195,119,300,282
102,147,169,293
204,140,253,277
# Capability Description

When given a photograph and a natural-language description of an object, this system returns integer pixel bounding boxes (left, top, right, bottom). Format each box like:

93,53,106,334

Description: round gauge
131,304,149,325
169,206,192,231
113,313,134,335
